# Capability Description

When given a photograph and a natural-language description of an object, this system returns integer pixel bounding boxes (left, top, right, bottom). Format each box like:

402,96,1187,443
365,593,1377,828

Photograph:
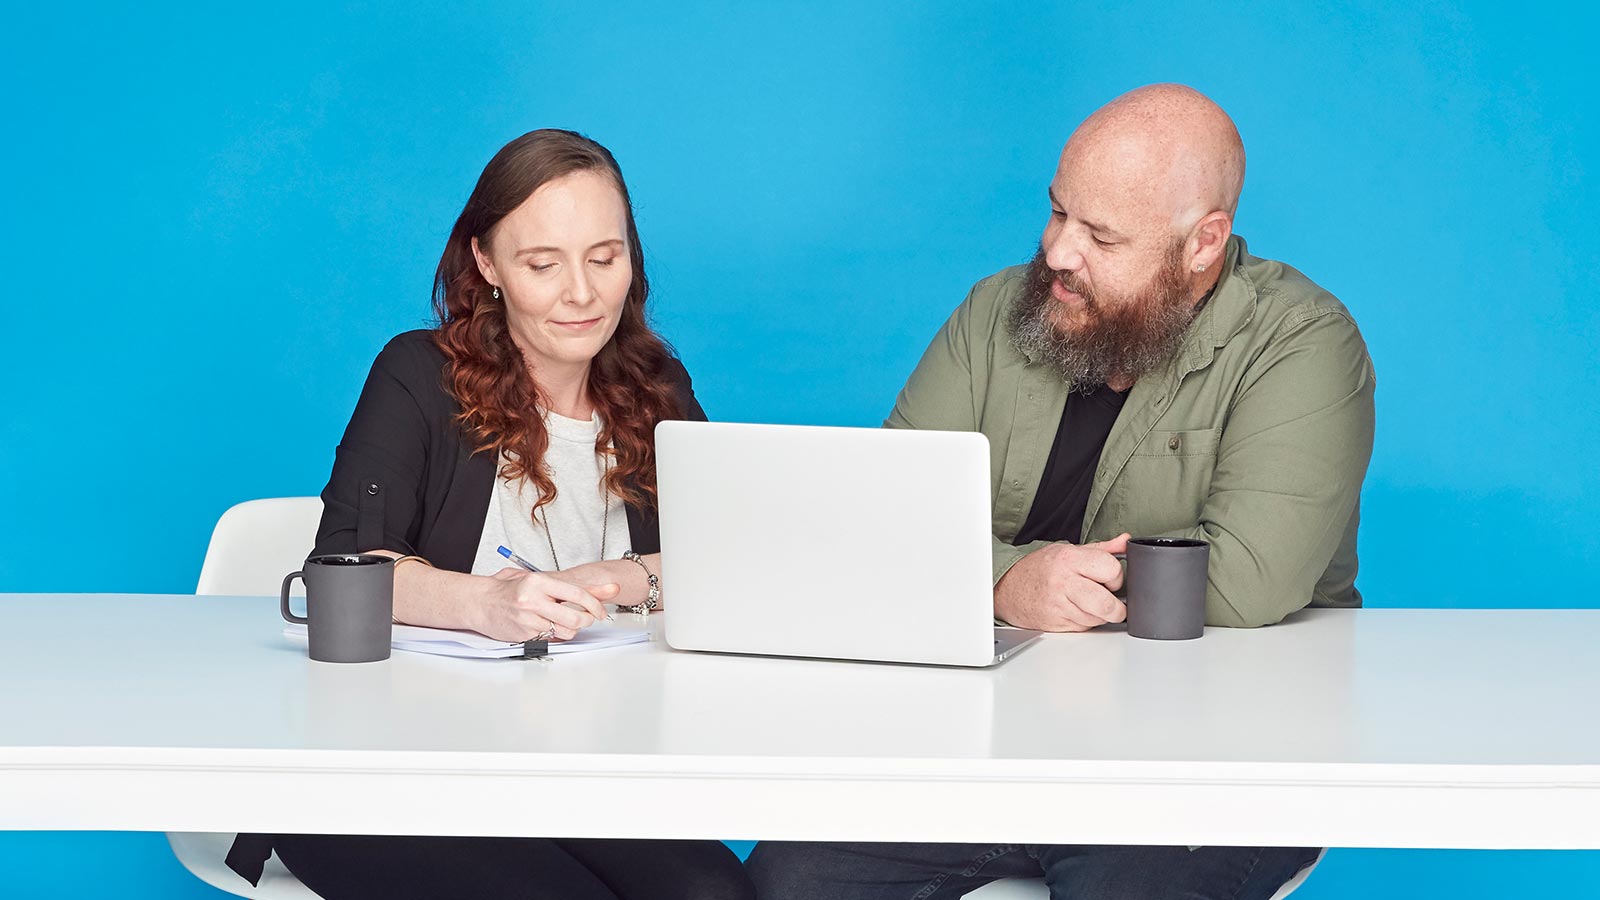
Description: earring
492,286,502,300
1196,263,1207,273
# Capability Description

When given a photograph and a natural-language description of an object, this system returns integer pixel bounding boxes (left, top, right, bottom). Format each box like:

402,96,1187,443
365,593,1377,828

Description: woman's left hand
548,559,643,608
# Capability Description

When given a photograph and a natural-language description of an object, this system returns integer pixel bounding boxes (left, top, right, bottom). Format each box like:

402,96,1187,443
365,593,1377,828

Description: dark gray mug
281,554,394,663
1122,538,1208,641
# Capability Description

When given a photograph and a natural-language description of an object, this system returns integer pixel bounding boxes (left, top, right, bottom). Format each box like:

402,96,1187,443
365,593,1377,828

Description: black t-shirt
1012,383,1129,545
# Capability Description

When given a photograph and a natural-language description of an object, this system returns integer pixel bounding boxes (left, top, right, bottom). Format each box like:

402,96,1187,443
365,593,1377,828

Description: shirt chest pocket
1133,427,1222,459
1110,427,1224,531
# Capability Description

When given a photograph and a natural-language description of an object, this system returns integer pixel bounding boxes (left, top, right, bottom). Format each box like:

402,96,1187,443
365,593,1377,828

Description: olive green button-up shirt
885,236,1376,627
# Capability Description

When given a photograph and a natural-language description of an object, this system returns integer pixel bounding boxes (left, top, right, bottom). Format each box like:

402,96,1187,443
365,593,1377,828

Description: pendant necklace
539,452,611,571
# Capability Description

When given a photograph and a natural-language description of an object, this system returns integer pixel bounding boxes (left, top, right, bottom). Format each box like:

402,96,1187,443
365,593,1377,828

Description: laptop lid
656,421,999,667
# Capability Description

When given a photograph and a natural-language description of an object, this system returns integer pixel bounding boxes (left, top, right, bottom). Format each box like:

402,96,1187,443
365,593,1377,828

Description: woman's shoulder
364,329,457,417
660,352,691,382
373,329,447,373
653,352,705,421
652,351,696,395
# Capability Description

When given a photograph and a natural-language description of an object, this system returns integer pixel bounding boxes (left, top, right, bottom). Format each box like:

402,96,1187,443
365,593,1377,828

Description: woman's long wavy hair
432,129,681,516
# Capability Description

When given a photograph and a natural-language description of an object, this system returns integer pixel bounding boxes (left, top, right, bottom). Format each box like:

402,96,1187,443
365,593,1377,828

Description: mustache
1032,261,1095,307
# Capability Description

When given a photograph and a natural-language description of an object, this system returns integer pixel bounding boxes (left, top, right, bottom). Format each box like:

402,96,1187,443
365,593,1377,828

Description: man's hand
994,533,1131,632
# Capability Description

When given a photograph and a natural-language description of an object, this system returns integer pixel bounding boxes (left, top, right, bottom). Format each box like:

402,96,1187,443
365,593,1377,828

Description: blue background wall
2,1,1596,897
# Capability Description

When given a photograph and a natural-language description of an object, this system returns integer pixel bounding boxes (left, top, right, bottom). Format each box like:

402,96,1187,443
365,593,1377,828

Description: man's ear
1187,211,1233,274
471,236,499,288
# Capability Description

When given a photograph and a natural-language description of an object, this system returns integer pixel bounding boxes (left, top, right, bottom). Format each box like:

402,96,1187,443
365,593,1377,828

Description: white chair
966,848,1325,899
167,832,323,899
194,497,325,598
172,497,325,899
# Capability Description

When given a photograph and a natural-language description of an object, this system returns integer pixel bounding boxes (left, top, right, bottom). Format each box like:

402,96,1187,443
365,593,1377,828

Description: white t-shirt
470,410,631,576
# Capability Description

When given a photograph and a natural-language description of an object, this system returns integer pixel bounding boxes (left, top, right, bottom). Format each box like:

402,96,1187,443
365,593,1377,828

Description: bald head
1064,84,1245,231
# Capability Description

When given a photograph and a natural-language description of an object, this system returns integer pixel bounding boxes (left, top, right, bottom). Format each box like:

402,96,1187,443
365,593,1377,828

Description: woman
227,130,752,900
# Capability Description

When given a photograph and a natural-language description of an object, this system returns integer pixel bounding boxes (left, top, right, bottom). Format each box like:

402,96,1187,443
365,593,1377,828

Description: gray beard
1006,248,1197,390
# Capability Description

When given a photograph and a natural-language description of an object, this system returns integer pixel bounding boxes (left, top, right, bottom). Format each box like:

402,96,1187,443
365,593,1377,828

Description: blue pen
496,545,615,622
497,545,542,572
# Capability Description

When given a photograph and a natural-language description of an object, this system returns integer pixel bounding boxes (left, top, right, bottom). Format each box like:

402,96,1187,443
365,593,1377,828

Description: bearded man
747,84,1373,900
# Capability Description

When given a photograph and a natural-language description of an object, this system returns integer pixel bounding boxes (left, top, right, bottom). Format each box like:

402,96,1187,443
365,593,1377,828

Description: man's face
1009,145,1201,387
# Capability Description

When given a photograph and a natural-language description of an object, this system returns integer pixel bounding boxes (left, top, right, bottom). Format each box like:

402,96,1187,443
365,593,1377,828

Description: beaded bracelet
620,550,660,616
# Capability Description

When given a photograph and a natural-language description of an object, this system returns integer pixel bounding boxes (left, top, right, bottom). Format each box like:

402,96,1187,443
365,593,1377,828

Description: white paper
284,620,649,659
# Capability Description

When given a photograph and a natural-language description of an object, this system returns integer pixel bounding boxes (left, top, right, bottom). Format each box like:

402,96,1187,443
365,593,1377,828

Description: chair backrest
196,497,324,596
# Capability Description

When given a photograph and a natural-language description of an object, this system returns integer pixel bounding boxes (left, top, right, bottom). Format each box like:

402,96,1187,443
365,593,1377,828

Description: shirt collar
1173,234,1255,375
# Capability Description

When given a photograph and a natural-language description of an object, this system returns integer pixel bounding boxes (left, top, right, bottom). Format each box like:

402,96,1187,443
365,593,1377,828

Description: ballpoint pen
497,545,615,621
496,544,543,572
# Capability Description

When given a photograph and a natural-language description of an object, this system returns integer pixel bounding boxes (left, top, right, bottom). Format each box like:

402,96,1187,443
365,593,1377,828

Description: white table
1,594,1597,849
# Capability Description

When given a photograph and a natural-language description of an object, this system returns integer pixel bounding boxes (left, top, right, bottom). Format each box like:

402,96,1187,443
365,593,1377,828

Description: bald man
747,85,1371,899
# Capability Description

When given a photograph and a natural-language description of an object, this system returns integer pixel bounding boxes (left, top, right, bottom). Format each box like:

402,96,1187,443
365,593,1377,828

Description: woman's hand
547,560,630,594
546,556,660,609
473,569,619,642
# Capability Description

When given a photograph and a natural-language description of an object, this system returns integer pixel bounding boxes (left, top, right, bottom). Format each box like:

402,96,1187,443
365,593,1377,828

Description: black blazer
226,330,705,887
313,329,706,569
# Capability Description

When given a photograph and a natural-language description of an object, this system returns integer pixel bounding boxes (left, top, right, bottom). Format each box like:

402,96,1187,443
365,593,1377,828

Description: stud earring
1196,263,1207,273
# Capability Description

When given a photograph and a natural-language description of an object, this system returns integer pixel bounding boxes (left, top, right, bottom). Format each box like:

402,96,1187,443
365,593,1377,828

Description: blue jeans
746,841,1321,900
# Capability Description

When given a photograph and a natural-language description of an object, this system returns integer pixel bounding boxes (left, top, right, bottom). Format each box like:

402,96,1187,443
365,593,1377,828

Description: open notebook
284,620,650,659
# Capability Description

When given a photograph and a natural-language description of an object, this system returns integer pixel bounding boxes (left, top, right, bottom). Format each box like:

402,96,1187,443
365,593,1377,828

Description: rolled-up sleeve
314,340,432,556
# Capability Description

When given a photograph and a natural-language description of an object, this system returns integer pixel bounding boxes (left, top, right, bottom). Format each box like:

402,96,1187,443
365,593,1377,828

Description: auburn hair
431,129,681,515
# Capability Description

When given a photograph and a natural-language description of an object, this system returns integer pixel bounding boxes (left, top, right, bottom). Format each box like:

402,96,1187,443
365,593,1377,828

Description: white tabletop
1,594,1597,848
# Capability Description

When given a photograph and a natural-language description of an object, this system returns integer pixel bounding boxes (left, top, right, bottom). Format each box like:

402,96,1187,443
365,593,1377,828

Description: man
748,85,1373,899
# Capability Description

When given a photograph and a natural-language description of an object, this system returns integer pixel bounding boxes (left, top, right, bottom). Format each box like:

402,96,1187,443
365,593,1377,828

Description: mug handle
281,571,308,624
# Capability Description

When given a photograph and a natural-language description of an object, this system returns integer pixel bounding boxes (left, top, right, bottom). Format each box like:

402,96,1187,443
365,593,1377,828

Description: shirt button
1012,480,1020,487
1168,436,1181,451
366,483,380,495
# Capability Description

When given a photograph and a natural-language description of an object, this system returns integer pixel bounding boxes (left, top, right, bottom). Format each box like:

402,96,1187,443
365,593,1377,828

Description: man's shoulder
953,264,1031,337
965,264,1030,306
1226,246,1374,383
1235,249,1360,334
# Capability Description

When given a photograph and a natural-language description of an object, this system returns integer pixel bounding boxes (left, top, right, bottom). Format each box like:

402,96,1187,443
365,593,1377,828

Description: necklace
539,452,611,571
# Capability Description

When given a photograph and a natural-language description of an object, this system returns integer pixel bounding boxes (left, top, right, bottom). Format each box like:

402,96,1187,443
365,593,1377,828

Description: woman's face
472,169,632,373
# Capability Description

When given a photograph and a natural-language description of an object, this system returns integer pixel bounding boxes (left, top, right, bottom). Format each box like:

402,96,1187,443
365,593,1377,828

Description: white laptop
655,421,1041,667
